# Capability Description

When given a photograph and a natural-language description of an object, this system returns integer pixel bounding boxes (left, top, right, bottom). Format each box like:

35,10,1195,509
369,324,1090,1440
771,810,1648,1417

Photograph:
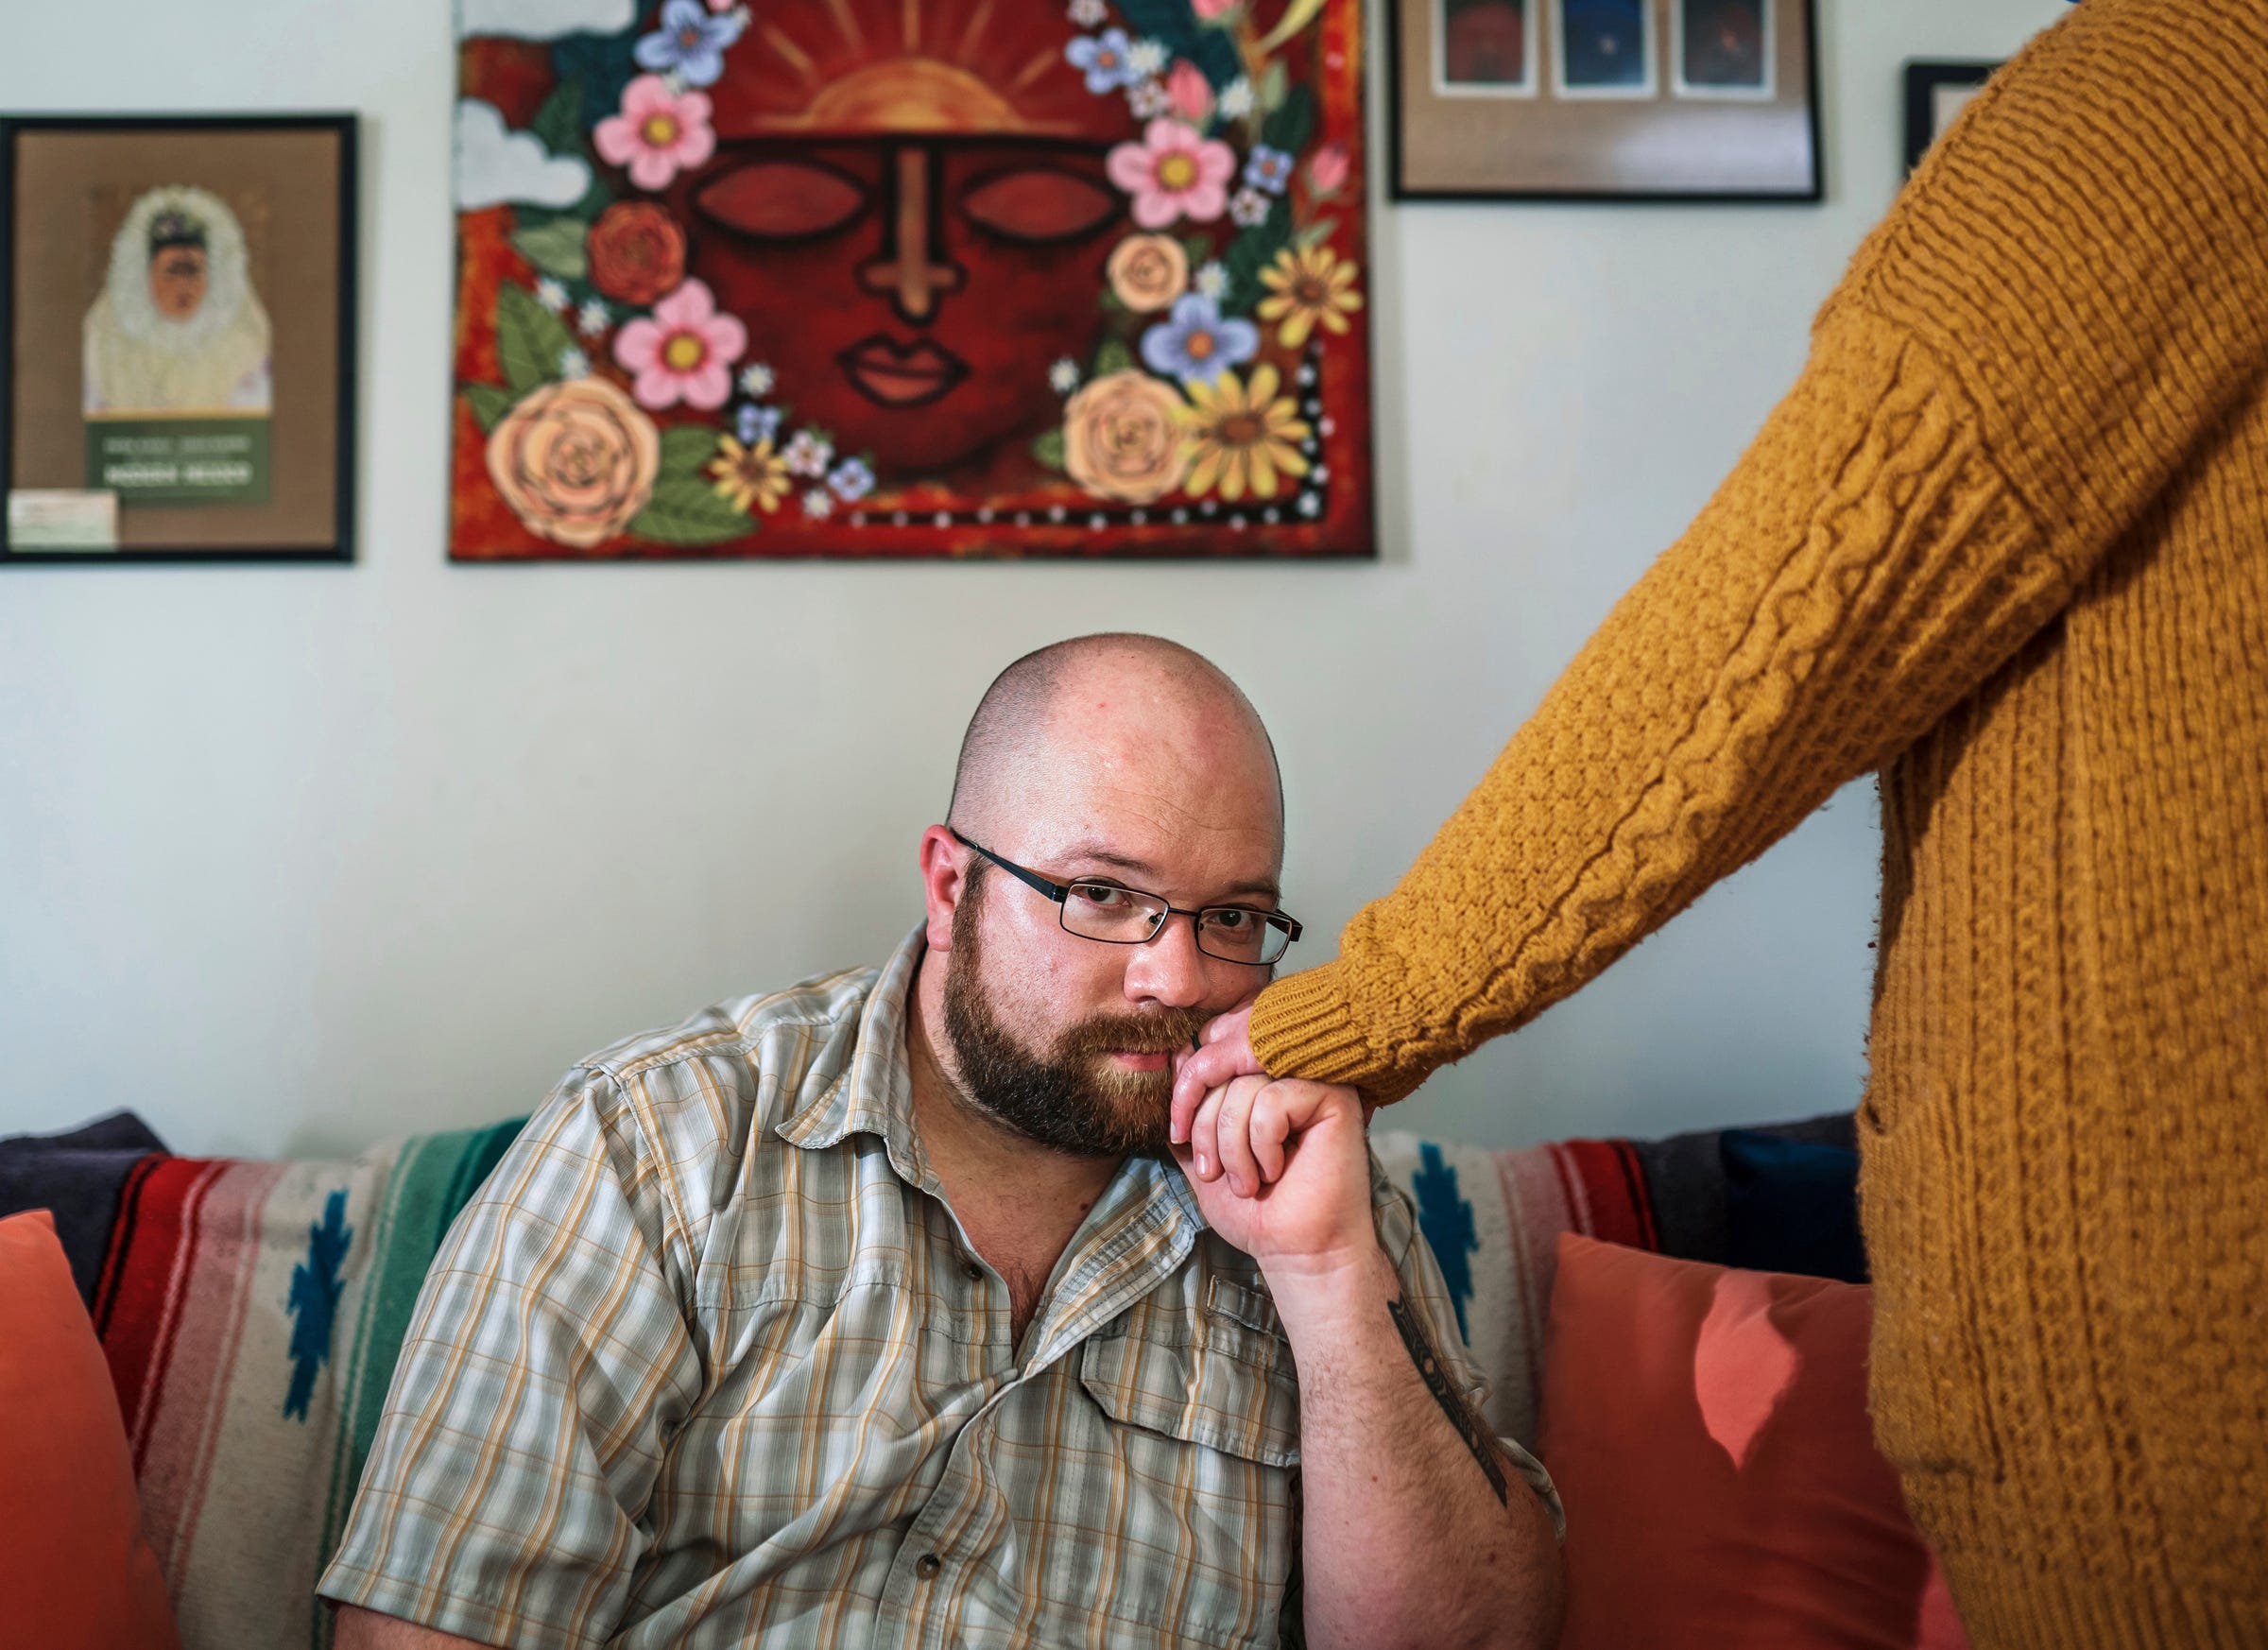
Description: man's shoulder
554,957,889,1167
579,959,884,1087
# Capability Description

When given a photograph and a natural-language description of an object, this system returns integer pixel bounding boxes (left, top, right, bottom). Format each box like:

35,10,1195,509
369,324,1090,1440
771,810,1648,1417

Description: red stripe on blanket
93,1152,166,1336
1610,1139,1660,1250
1551,1139,1660,1252
96,1156,230,1467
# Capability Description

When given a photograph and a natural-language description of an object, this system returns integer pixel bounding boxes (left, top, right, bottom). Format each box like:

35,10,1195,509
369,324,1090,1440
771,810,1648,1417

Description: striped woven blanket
89,1123,523,1650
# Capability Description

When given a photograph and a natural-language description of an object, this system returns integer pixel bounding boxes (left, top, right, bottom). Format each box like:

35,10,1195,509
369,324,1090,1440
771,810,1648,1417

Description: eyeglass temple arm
948,828,1072,905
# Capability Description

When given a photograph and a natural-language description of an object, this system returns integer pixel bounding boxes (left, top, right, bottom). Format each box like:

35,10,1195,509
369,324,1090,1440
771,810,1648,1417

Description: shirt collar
772,925,1206,1235
774,925,936,1190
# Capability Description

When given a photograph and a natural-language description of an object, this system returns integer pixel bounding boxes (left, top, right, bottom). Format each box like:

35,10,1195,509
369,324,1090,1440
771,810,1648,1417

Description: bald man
320,634,1562,1650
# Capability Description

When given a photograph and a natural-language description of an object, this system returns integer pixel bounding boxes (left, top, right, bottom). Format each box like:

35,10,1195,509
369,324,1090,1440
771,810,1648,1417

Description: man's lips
1108,1051,1172,1072
837,335,969,408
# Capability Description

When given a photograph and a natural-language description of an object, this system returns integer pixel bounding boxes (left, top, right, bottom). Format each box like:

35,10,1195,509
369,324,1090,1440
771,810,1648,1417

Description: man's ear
918,824,968,954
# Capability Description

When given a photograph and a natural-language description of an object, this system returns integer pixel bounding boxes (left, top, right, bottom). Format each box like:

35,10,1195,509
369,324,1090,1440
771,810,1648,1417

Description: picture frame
1903,60,1998,174
1387,0,1822,201
447,0,1375,562
0,112,357,566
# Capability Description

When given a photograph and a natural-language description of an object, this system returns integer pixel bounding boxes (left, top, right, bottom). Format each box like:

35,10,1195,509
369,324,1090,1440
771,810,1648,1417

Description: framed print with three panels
1388,0,1820,200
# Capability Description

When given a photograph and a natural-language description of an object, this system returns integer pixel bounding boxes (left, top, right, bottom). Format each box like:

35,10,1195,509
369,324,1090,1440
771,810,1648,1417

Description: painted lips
837,335,970,408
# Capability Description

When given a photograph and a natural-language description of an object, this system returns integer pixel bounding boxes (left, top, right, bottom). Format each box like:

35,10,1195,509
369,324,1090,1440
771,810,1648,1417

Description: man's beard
941,874,1205,1159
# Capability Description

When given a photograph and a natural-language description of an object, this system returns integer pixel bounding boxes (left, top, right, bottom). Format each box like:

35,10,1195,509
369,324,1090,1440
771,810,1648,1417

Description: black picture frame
1902,60,1998,175
0,112,357,566
1386,0,1823,202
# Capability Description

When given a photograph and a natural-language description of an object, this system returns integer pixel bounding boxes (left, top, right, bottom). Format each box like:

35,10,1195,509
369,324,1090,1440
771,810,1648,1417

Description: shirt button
916,1553,942,1579
963,1260,984,1281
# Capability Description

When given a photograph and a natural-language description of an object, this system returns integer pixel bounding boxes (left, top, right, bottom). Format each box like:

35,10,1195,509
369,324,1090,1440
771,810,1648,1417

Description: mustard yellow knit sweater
1254,1,2268,1641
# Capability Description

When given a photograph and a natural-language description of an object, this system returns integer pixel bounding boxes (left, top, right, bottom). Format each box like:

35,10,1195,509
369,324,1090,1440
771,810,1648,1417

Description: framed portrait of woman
0,113,356,564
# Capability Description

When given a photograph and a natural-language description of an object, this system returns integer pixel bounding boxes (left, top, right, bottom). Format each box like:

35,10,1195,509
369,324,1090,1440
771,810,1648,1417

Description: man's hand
1171,1075,1374,1275
1170,1001,1264,1146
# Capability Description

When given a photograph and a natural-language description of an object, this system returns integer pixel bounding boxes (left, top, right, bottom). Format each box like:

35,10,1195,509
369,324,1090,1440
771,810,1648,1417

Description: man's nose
1125,913,1210,1010
858,146,965,324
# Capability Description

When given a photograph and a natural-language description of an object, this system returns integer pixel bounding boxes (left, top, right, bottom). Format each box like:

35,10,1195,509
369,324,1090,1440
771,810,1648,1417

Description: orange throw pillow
0,1209,180,1650
1537,1232,1968,1649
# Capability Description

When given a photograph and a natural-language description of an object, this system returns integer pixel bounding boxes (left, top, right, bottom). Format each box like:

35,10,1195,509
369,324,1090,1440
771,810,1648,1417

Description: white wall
0,0,2069,1160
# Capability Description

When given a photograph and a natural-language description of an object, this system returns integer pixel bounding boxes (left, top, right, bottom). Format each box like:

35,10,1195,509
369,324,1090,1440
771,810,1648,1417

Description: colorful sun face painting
450,0,1373,559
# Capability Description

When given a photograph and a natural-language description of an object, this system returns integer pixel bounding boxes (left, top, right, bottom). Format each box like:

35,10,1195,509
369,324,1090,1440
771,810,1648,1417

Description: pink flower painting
593,75,715,192
1107,119,1236,230
1167,60,1213,123
612,278,747,409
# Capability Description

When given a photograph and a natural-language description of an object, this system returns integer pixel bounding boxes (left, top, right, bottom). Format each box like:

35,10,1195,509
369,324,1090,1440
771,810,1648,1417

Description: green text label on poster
83,418,271,506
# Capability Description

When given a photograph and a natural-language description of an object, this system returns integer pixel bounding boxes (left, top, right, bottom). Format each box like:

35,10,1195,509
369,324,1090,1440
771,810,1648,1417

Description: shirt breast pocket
1067,1302,1300,1646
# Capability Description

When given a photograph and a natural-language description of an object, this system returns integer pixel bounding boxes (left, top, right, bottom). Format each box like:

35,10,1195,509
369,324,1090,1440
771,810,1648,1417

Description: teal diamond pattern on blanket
285,1189,352,1421
1412,1143,1477,1343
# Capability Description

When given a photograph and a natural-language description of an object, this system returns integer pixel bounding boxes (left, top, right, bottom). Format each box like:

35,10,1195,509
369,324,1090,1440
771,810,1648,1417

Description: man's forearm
332,1604,499,1650
1270,1244,1563,1650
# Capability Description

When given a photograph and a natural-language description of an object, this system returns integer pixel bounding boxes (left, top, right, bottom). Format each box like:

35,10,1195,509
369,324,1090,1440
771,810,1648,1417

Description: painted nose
858,146,966,324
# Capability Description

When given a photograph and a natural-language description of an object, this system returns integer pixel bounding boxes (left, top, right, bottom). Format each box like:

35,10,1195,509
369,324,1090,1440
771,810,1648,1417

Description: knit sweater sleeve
1252,0,2268,1102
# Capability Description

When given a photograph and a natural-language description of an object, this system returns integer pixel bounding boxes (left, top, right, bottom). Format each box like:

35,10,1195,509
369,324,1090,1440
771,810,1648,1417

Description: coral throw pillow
0,1209,180,1650
1537,1233,1968,1649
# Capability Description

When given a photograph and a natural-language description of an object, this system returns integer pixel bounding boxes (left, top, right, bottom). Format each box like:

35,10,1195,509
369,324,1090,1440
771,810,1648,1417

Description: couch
0,1105,1865,1650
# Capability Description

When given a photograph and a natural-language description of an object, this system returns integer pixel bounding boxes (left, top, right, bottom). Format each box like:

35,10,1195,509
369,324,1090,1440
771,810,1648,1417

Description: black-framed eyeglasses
950,830,1301,967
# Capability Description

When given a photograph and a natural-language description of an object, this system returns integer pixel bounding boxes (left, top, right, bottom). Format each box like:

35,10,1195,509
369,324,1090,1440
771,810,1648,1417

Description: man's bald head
946,634,1282,861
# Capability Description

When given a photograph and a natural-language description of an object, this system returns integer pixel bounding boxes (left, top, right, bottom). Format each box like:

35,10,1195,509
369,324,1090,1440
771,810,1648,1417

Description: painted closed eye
695,161,869,242
960,167,1120,244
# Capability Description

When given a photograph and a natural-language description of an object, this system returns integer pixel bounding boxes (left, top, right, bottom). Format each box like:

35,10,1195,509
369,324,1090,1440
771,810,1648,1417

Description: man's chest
613,1147,1303,1647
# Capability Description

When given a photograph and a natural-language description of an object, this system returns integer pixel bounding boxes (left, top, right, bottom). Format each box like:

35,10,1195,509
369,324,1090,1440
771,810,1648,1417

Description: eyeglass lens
1058,882,1286,964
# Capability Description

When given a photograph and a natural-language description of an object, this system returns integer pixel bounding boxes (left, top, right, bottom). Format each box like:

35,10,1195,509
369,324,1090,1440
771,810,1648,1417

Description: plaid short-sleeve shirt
318,931,1555,1649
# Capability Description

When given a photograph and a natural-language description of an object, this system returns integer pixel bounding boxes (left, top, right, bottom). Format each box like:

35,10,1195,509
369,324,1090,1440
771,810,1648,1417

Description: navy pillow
1721,1128,1869,1284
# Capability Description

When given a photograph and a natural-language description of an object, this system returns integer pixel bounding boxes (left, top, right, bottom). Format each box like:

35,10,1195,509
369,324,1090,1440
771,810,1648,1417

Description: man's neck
904,950,1122,1338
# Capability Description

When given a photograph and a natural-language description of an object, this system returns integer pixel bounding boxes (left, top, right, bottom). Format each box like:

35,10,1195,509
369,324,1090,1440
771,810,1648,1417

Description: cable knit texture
1252,1,2268,1641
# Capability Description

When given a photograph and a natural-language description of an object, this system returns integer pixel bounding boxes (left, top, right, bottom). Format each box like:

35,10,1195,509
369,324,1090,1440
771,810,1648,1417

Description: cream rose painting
485,376,662,549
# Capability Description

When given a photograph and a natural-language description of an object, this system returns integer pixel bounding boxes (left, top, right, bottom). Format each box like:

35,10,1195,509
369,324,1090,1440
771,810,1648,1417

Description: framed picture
1388,0,1821,200
0,114,356,565
1903,60,1997,174
449,0,1374,560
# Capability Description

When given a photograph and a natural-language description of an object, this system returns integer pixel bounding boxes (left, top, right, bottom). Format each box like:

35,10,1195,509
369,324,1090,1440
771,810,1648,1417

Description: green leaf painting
463,382,515,435
627,473,754,545
1094,337,1136,378
1259,59,1290,115
659,423,722,477
509,218,590,282
1031,428,1067,472
1262,83,1316,158
530,81,583,159
1221,196,1294,315
495,284,577,397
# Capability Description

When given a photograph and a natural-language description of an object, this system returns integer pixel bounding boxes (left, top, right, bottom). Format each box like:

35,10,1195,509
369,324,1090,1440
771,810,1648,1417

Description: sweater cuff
1253,965,1425,1105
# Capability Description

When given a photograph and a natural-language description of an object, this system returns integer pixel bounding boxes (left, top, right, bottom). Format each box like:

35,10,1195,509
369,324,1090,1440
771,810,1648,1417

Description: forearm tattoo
1387,1295,1510,1506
